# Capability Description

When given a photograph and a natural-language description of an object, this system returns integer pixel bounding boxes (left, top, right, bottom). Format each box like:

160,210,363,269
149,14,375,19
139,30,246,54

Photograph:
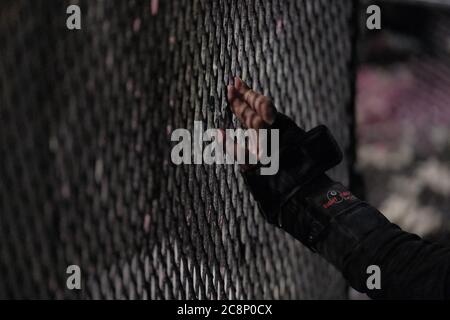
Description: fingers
227,85,265,129
232,77,276,125
225,77,278,169
234,77,259,109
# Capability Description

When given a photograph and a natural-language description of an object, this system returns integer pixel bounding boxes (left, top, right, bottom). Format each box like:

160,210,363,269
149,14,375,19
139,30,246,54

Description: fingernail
227,85,234,100
234,77,242,89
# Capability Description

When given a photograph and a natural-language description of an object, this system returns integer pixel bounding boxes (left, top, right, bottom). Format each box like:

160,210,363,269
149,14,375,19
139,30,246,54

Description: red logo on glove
323,190,353,209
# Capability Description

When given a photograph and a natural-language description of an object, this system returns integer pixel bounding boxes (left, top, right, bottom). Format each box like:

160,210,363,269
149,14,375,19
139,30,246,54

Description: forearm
223,78,450,299
344,217,450,299
281,176,450,299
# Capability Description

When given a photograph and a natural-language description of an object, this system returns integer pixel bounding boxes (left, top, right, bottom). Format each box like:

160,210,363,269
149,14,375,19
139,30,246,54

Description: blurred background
356,0,450,244
353,0,450,298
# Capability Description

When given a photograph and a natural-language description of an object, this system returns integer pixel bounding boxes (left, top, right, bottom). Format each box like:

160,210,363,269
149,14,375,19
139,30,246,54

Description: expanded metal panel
0,0,355,299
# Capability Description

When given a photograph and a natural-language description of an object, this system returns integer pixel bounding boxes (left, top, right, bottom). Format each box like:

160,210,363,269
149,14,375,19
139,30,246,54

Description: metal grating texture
0,0,355,299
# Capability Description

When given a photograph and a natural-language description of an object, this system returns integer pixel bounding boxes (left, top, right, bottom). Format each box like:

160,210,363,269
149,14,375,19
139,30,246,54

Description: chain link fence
0,0,356,299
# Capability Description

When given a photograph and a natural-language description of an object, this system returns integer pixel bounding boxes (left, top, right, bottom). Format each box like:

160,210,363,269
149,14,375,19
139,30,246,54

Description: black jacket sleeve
240,116,450,299
343,213,450,299
281,175,450,300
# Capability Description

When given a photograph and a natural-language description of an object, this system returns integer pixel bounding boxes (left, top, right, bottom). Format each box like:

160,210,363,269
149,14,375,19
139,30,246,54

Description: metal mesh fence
0,0,356,299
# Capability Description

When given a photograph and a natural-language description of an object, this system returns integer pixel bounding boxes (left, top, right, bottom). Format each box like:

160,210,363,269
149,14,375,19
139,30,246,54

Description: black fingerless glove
241,113,343,226
242,112,390,273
